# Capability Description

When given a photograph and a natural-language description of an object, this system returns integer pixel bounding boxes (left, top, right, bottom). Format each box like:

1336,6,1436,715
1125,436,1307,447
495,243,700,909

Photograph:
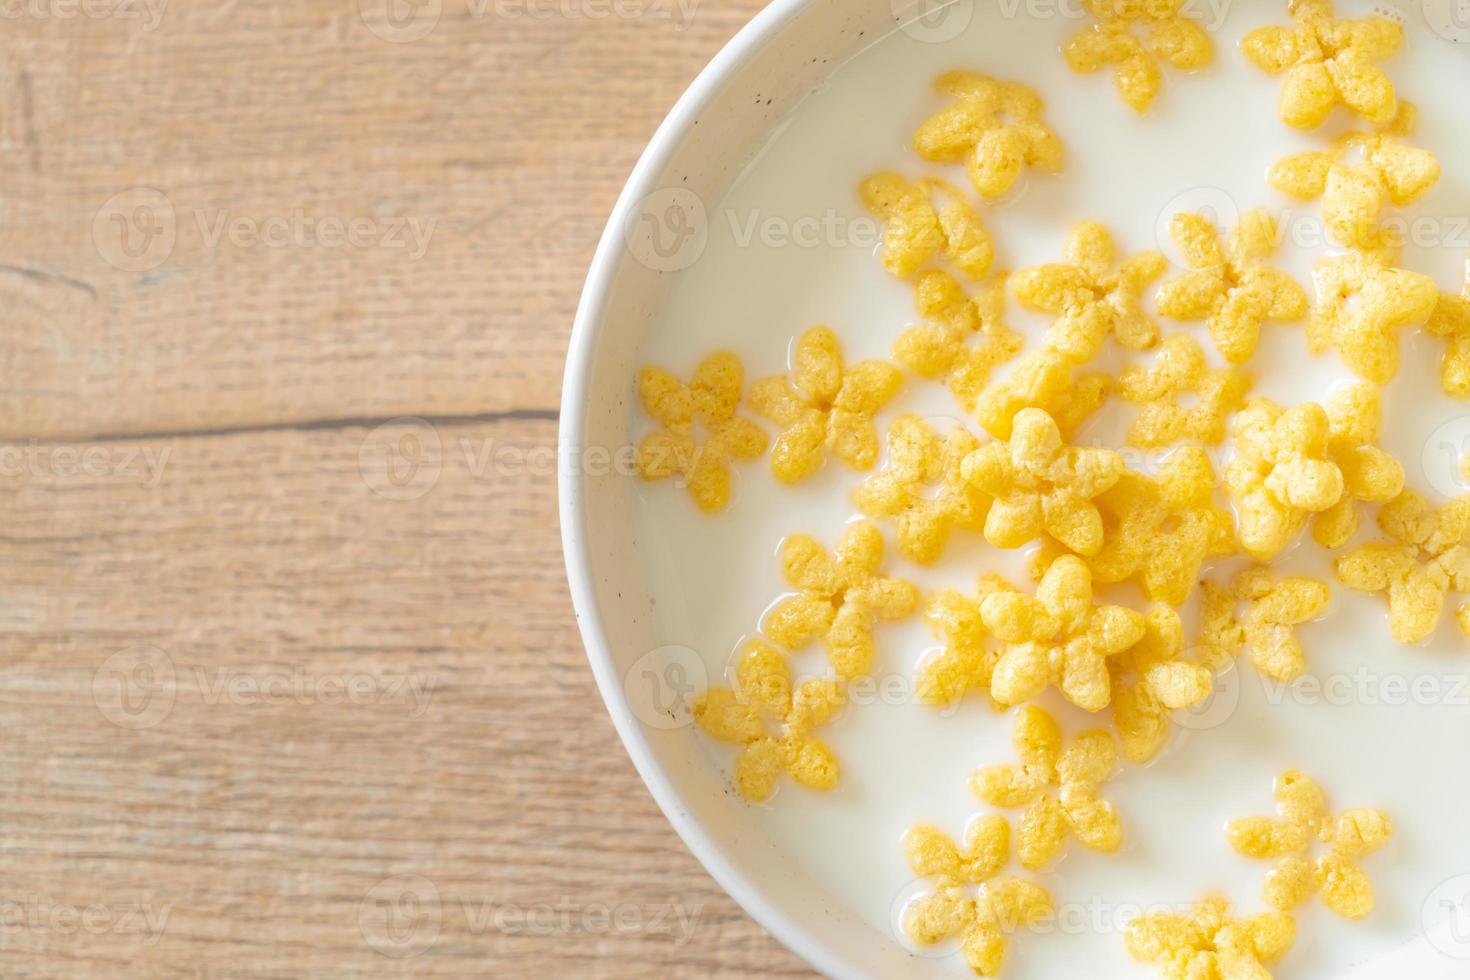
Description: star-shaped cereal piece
901,816,1053,976
1119,335,1252,447
894,271,1024,412
1063,0,1213,113
1312,382,1405,548
859,173,995,281
749,326,903,484
854,415,989,565
1270,104,1441,248
1126,896,1296,979
1112,606,1215,764
917,573,1009,711
977,556,1146,710
1426,261,1470,400
1227,771,1393,919
974,347,1111,441
1013,221,1167,361
636,351,769,513
1195,567,1330,682
962,407,1125,557
1307,247,1438,383
692,639,846,802
972,704,1124,868
912,70,1064,199
1155,210,1309,364
763,521,919,679
1242,0,1403,130
1225,397,1346,560
1335,489,1470,644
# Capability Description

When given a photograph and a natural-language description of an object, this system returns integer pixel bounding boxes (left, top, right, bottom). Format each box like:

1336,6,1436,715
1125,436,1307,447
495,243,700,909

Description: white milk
631,1,1470,975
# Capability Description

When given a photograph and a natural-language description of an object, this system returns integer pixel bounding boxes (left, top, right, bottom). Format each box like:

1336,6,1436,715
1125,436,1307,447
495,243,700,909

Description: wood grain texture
0,1,813,975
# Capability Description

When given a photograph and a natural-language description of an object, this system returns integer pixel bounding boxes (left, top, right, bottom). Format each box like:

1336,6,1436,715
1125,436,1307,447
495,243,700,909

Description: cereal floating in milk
1311,382,1405,549
749,325,903,484
1242,0,1402,130
1426,263,1470,400
1154,210,1309,365
635,352,768,513
912,71,1064,200
1118,334,1251,447
1063,0,1213,113
974,347,1112,441
916,573,1010,711
972,705,1123,869
1110,605,1215,764
1195,567,1331,683
692,639,846,802
859,173,996,282
1307,247,1439,383
1227,771,1393,919
1225,398,1345,560
1126,896,1295,979
762,521,919,679
893,271,1023,412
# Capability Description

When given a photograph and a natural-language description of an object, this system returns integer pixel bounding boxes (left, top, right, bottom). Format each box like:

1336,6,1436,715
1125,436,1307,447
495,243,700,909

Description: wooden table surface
0,1,814,975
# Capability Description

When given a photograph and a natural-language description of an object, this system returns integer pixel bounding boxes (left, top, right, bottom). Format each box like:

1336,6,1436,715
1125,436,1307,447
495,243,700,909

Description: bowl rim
557,1,858,976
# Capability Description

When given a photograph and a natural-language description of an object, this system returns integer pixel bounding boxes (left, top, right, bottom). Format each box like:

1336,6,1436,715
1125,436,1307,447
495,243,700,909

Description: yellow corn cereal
1126,896,1295,979
1111,605,1215,763
962,407,1125,557
749,325,903,483
894,271,1024,412
977,556,1145,710
692,639,846,802
763,521,919,679
1242,0,1402,130
1312,382,1406,548
1155,210,1309,364
1225,397,1346,560
1308,247,1439,382
1064,0,1213,113
1119,334,1251,447
1227,771,1392,919
860,173,995,281
917,574,1010,711
974,347,1112,441
1336,489,1470,643
901,816,1053,976
913,70,1064,199
1196,567,1330,681
854,415,989,564
1269,106,1440,249
1012,220,1167,360
972,704,1123,869
1426,262,1470,399
636,352,769,513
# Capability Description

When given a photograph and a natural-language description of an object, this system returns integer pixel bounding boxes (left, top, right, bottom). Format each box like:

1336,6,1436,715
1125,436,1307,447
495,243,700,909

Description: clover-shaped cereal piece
860,173,995,281
763,521,918,679
972,704,1124,869
1156,210,1308,364
1127,896,1296,979
1335,489,1470,644
974,347,1111,441
749,326,902,484
1270,105,1441,248
1426,262,1470,399
1013,221,1167,361
916,574,1012,711
977,555,1145,711
854,415,989,565
1196,567,1330,682
1226,397,1345,560
913,70,1064,200
1242,0,1403,130
692,639,846,802
962,407,1124,557
902,816,1053,976
1307,247,1438,383
1111,606,1214,763
1227,770,1393,919
894,271,1024,412
1064,0,1213,113
1312,382,1405,548
635,351,769,513
1119,334,1251,447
